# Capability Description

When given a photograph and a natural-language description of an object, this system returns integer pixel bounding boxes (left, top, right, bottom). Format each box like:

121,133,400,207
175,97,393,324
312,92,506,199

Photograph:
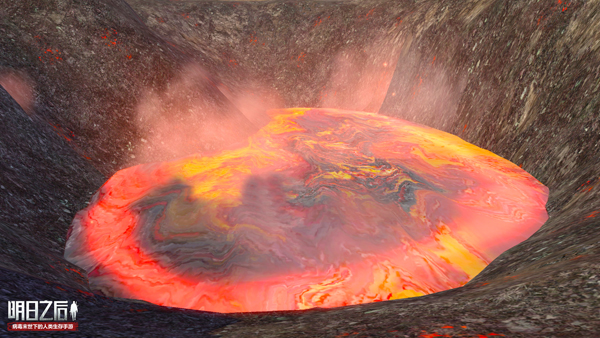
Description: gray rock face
1,0,599,337
0,85,102,290
0,0,256,176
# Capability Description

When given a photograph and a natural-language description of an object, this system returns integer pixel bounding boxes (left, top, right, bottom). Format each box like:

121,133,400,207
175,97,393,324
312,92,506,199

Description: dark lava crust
1,0,599,337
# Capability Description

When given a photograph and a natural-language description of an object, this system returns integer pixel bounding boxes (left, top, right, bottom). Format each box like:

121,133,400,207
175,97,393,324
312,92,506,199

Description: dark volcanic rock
0,0,256,176
379,0,600,287
0,84,102,289
127,0,405,115
1,0,599,337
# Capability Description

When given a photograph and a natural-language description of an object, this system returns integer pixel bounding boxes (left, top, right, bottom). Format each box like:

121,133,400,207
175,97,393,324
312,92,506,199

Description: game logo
6,300,78,331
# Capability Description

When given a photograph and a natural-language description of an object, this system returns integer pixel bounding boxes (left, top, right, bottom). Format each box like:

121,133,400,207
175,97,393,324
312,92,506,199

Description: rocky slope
0,0,598,337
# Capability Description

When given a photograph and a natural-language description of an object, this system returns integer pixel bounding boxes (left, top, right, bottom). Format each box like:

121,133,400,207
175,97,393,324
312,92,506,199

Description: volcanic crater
1,0,599,337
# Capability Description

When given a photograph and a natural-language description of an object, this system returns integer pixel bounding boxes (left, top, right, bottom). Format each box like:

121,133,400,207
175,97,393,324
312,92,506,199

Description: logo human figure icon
70,301,78,321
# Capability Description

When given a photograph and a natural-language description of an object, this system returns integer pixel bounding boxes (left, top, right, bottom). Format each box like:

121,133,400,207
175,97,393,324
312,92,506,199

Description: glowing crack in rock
64,108,548,313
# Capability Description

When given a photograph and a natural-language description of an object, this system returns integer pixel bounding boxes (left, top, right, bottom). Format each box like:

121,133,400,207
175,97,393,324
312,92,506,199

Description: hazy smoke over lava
65,108,548,313
133,64,260,165
131,38,402,166
320,41,399,112
380,41,468,131
217,82,284,129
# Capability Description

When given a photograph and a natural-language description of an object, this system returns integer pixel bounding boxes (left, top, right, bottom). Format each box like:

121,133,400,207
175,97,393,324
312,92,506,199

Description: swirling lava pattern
64,108,548,313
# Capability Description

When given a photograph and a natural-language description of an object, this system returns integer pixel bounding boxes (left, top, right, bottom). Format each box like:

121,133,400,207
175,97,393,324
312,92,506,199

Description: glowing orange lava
64,108,548,313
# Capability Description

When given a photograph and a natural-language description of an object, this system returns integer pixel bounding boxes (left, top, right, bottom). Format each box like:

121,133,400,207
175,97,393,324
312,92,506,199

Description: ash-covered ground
0,0,599,337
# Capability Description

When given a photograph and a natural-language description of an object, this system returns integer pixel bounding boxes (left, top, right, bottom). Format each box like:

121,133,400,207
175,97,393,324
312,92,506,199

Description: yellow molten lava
64,108,548,313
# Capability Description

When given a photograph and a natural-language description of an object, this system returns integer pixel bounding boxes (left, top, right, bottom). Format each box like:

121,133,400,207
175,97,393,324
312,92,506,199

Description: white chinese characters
8,300,76,321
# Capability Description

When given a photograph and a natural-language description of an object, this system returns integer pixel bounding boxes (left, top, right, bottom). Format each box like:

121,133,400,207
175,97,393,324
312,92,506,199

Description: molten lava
64,108,548,313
